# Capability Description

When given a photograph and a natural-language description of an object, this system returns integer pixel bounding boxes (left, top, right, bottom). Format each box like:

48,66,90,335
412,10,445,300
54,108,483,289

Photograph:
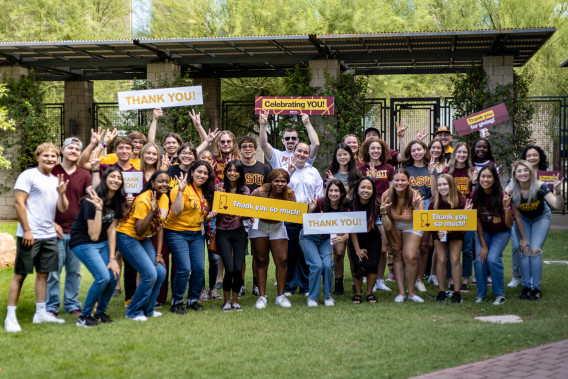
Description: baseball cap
62,137,83,150
435,125,451,135
364,127,381,138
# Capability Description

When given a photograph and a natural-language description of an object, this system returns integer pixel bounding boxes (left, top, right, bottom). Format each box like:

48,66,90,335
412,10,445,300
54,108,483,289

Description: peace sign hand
412,190,423,209
325,170,335,182
149,190,159,212
176,172,188,192
89,151,100,171
259,109,269,127
395,121,408,138
85,188,104,211
308,197,318,213
57,174,69,195
367,162,378,179
288,157,297,175
464,198,473,210
380,200,392,214
161,154,172,170
428,157,438,175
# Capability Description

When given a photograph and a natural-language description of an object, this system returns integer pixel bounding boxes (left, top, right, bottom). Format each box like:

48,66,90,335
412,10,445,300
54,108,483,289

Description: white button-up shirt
288,163,324,203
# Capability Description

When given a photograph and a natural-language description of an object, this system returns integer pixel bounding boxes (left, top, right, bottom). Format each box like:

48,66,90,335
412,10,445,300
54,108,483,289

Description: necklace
335,172,348,182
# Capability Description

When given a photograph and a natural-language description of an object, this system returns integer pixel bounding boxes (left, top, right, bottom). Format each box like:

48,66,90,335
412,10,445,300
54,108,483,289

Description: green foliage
450,66,535,171
0,73,53,172
0,84,16,169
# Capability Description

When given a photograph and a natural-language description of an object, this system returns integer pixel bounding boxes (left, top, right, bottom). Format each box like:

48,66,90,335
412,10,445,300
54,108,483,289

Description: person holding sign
116,171,171,320
347,177,382,304
472,165,518,305
381,169,425,303
249,169,296,309
429,174,473,304
164,161,217,314
70,168,127,327
510,160,563,300
300,180,349,307
215,161,250,311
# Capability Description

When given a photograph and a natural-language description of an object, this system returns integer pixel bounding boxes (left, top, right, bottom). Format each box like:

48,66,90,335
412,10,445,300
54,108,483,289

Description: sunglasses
284,136,298,141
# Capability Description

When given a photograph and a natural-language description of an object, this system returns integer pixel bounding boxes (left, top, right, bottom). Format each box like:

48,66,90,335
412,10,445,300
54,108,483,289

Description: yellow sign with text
467,110,495,125
212,192,307,224
413,210,477,231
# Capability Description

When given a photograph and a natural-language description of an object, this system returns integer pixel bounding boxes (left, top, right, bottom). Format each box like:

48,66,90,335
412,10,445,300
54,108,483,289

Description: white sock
36,302,46,315
7,305,17,318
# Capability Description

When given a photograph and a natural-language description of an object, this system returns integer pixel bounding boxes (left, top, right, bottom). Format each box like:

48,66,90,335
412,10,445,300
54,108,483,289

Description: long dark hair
223,160,247,194
189,160,216,205
402,140,430,168
329,143,361,186
94,167,128,219
472,164,503,215
351,176,378,231
322,179,349,212
471,138,495,163
141,170,171,235
521,145,549,171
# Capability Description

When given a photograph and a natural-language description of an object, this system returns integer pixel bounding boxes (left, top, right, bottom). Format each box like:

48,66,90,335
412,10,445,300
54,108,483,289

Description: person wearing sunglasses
258,110,320,172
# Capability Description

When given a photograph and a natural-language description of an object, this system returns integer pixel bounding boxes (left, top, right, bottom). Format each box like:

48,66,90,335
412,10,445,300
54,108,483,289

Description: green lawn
1,224,567,378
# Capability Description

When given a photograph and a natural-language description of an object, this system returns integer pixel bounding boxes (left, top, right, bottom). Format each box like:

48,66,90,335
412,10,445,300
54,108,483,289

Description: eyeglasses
284,136,298,141
179,151,194,156
240,144,255,150
220,140,232,145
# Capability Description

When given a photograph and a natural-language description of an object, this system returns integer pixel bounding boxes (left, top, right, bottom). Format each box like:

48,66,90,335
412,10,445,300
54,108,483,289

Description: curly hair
215,131,241,161
141,170,171,235
261,169,295,201
360,138,390,164
521,145,549,171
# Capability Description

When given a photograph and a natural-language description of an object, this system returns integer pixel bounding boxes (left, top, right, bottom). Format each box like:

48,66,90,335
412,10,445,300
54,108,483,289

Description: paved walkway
413,339,568,378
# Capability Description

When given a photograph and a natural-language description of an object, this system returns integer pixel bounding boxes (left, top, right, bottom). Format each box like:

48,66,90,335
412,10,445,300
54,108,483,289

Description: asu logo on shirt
245,173,265,187
409,175,431,187
365,169,388,179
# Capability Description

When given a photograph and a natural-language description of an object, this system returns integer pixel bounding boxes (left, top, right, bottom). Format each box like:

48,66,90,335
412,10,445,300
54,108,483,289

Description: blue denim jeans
72,241,117,317
164,229,205,304
46,233,82,313
117,233,166,317
474,229,511,298
516,205,551,290
510,231,522,278
299,231,334,302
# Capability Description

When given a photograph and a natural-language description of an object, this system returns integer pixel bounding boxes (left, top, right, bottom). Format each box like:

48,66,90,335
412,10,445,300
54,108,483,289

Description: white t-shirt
267,149,316,171
14,167,59,239
288,164,324,203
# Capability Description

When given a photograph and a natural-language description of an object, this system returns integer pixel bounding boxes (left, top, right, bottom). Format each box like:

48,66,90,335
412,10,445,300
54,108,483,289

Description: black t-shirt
517,183,551,219
243,161,271,193
168,164,190,190
69,198,119,249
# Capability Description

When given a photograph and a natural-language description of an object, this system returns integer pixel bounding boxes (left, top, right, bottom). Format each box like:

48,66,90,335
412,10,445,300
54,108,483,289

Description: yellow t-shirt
100,153,141,171
117,190,170,240
164,185,208,232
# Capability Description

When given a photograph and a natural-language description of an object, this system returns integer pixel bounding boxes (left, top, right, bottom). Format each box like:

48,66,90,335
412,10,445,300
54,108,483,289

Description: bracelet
91,170,99,174
100,140,107,148
157,254,162,257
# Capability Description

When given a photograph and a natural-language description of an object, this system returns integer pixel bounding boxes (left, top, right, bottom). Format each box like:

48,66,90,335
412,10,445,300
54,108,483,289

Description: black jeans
216,227,248,293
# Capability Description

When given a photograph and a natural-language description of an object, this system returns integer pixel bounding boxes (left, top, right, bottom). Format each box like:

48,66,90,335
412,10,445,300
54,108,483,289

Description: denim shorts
248,220,288,240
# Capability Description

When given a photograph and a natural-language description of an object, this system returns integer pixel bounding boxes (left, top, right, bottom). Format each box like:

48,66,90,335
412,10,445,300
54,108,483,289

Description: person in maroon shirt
46,137,92,316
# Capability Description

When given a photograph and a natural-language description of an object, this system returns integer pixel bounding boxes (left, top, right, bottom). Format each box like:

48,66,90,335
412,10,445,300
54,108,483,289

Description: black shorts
348,228,382,275
14,237,59,275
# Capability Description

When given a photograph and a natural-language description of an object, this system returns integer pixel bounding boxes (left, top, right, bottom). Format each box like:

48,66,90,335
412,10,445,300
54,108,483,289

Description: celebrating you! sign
254,96,335,115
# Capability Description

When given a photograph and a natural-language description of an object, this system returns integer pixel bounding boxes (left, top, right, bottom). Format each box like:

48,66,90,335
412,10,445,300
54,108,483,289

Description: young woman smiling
164,161,217,314
250,169,296,309
139,143,164,184
116,170,171,321
510,160,563,300
215,161,250,311
426,138,446,286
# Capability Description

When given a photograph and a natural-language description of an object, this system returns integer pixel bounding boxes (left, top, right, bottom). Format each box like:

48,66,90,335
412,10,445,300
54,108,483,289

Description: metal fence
44,103,65,147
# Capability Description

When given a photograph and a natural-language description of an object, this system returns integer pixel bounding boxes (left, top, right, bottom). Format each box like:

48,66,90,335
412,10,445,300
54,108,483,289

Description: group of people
3,106,564,333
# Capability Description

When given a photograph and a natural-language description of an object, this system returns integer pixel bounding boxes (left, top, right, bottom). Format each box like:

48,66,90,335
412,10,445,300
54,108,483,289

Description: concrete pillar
309,59,340,88
146,62,180,87
0,66,30,220
483,56,514,184
193,77,221,131
64,81,94,148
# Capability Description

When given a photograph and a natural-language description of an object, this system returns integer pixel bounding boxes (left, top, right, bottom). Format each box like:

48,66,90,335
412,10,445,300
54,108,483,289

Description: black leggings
216,227,248,293
347,228,381,275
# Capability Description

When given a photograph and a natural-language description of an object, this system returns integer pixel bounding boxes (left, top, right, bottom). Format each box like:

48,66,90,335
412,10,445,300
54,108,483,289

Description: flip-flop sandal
366,294,378,303
352,295,362,304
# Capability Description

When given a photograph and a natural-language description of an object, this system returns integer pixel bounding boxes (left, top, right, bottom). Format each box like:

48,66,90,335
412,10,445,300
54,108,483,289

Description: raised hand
90,127,106,146
57,174,69,195
153,107,164,120
288,157,297,175
188,109,201,126
149,190,159,212
464,198,473,210
176,172,188,192
502,190,512,208
300,112,310,125
428,156,438,175
308,197,317,213
471,167,480,184
412,190,423,209
380,200,392,214
161,154,172,170
366,162,378,179
103,128,118,146
85,188,104,211
205,128,220,144
395,121,408,138
415,128,427,141
89,151,100,171
325,170,335,182
259,109,269,127
553,174,562,195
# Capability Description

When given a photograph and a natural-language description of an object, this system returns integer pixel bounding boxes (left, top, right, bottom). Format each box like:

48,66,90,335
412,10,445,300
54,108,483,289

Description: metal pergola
0,28,555,81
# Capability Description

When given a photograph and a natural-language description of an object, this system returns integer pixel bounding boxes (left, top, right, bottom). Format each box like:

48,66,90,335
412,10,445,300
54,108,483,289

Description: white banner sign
117,86,203,111
122,171,144,194
303,211,367,235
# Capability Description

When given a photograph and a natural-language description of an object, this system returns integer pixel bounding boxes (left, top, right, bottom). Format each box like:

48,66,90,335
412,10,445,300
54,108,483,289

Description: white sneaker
33,312,65,324
255,296,267,310
283,292,293,298
507,277,522,288
4,316,22,333
307,299,318,307
415,280,427,293
126,315,148,322
304,292,309,297
394,295,405,303
275,295,292,308
324,298,335,307
363,276,367,283
273,281,277,286
492,296,506,305
428,275,439,286
408,295,424,303
373,279,392,292
151,311,162,318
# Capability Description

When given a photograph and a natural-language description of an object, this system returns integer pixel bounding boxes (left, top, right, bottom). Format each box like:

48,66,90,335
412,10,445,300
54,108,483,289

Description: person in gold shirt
116,170,171,321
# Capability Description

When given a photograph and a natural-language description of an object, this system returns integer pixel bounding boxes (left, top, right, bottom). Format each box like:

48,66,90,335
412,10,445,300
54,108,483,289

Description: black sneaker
519,287,532,300
451,292,463,304
252,284,260,296
531,288,542,300
170,303,188,315
93,312,114,323
188,302,205,312
154,301,164,308
436,291,447,302
460,283,469,293
333,278,344,296
76,315,99,328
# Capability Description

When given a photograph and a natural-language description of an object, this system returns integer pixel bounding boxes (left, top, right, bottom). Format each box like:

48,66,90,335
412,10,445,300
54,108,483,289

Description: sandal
366,294,378,303
352,295,362,304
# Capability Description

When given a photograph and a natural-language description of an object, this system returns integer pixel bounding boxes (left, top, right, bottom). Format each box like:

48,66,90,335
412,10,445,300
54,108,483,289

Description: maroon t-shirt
443,167,471,196
428,197,466,241
52,164,92,234
471,191,513,234
359,162,394,198
387,149,399,166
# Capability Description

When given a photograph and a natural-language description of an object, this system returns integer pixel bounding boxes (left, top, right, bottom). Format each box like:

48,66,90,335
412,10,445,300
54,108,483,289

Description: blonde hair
433,174,464,210
511,160,539,206
35,142,59,158
140,143,162,173
215,131,240,161
448,142,472,175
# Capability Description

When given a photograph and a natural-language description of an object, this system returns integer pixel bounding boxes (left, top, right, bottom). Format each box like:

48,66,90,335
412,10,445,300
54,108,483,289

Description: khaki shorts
14,237,59,274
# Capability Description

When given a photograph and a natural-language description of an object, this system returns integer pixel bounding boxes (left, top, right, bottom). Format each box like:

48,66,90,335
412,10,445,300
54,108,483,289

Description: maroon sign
453,103,510,137
537,171,562,191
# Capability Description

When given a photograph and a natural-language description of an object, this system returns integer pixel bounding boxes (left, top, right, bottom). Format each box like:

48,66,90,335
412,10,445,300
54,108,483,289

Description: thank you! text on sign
122,172,144,194
117,86,204,111
254,96,335,115
453,103,510,137
413,210,477,231
212,192,307,224
302,212,367,235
